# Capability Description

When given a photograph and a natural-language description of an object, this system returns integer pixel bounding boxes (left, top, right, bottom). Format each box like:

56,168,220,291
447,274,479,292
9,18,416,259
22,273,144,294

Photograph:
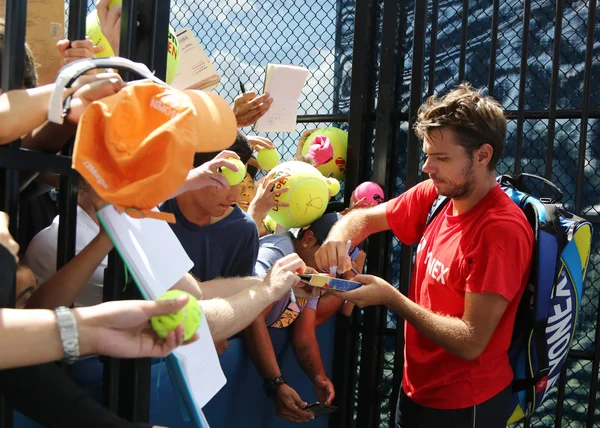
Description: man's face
422,128,476,200
189,181,243,217
239,173,256,212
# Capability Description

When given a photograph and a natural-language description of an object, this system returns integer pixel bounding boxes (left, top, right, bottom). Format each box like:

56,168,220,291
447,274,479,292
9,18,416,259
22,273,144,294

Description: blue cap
306,212,343,243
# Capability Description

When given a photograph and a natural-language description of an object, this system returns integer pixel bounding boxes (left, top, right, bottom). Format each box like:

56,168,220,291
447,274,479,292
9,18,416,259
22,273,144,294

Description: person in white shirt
25,181,108,307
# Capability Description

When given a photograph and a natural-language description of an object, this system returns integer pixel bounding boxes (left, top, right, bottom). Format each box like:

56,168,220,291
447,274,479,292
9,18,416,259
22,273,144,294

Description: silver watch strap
54,306,80,364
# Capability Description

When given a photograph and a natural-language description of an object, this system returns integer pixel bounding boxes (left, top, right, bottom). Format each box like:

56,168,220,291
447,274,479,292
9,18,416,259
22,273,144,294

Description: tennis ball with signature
150,290,201,341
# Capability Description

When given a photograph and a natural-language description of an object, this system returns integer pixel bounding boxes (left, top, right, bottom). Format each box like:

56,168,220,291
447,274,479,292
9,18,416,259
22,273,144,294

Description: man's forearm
174,274,263,300
292,332,326,381
327,210,374,247
388,291,480,360
243,315,282,379
0,84,67,145
200,284,277,341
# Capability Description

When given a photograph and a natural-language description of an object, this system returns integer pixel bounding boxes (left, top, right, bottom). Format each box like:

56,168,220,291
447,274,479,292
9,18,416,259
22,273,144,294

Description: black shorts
395,384,512,428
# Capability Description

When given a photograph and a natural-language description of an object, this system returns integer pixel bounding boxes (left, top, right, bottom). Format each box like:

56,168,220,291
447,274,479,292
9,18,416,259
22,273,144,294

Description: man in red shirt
315,84,534,427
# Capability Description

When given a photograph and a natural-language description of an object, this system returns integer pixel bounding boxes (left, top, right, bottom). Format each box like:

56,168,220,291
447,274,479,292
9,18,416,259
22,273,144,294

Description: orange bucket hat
72,80,237,222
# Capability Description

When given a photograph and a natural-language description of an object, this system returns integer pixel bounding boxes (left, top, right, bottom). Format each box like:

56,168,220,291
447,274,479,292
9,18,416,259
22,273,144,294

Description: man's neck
451,173,497,216
176,194,212,227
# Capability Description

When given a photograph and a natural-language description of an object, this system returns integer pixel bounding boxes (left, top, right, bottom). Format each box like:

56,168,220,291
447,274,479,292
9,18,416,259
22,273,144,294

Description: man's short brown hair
414,83,506,170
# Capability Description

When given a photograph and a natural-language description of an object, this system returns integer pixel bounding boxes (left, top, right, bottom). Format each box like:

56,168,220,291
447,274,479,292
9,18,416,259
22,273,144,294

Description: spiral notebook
253,63,309,132
97,205,226,427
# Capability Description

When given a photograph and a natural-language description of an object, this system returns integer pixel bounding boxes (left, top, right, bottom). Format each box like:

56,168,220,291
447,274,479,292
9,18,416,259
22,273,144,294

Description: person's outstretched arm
0,296,195,370
26,230,114,309
315,202,390,273
0,84,60,145
173,254,306,341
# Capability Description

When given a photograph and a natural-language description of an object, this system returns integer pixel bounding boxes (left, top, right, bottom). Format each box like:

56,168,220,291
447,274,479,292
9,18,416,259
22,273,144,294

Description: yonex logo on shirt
423,249,449,284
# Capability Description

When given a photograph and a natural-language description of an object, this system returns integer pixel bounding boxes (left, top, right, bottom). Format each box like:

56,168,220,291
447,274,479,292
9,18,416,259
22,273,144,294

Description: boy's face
188,182,243,217
239,173,257,212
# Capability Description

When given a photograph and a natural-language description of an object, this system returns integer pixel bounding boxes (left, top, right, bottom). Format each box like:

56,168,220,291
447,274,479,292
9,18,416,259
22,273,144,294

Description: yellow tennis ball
256,148,280,171
85,4,180,84
150,290,201,341
327,178,340,197
301,127,348,180
263,214,277,233
268,161,330,228
220,158,246,186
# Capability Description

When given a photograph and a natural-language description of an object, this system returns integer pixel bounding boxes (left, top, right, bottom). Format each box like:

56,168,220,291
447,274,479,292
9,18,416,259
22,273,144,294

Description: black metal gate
335,1,600,427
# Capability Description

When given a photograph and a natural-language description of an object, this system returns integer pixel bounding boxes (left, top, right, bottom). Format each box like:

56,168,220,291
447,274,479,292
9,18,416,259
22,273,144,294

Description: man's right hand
264,254,306,300
273,383,314,422
314,241,352,274
0,212,19,263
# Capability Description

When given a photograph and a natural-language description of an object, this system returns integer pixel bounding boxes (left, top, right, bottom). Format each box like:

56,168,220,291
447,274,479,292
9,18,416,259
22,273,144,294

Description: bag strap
425,195,449,227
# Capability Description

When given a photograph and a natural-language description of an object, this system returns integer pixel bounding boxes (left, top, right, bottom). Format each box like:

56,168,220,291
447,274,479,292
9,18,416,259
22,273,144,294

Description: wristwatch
263,376,286,397
54,306,80,364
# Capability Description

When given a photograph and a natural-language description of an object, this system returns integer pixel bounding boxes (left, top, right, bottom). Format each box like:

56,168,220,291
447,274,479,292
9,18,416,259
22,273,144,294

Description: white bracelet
54,306,80,364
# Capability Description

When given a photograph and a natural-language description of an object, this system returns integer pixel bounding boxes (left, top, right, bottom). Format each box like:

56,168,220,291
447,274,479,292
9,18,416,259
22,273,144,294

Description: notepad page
174,308,226,409
254,63,309,132
97,205,194,299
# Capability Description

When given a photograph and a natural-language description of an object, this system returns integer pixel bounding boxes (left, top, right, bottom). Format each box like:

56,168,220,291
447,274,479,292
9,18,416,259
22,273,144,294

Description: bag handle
48,57,167,124
499,173,563,203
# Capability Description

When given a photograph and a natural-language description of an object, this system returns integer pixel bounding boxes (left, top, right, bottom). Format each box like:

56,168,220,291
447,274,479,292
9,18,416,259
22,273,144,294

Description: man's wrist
71,307,95,356
388,290,406,314
263,375,286,397
313,373,326,382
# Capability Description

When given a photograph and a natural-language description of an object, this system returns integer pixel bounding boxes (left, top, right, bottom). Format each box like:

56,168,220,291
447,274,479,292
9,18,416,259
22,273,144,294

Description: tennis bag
425,173,593,424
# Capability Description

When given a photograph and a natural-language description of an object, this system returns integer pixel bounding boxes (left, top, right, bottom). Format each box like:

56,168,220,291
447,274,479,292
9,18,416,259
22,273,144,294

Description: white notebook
97,205,226,426
172,28,221,91
253,63,309,132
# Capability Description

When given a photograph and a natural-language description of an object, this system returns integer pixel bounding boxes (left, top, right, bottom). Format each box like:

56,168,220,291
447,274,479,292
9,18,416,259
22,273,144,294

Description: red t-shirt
386,180,533,409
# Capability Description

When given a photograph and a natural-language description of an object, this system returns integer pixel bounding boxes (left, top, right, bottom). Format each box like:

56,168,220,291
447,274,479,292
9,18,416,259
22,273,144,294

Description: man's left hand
331,274,397,308
313,374,335,405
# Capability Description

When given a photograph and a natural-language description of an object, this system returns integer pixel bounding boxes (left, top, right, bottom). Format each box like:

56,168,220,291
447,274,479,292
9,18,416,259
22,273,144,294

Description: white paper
254,63,309,132
97,205,194,299
172,28,221,91
97,205,226,419
174,309,226,409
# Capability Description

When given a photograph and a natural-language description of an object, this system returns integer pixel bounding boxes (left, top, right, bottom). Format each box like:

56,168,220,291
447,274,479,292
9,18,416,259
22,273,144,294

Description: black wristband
263,376,286,397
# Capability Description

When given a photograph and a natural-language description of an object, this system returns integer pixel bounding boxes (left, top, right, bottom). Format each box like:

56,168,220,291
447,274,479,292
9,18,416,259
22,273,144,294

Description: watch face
264,377,285,396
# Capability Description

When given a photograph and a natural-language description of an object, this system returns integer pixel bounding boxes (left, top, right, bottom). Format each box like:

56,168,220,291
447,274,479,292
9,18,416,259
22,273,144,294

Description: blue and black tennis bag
425,173,593,424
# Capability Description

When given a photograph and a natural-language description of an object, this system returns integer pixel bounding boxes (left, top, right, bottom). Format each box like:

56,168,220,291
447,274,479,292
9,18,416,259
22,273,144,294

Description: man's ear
477,143,493,167
302,230,319,249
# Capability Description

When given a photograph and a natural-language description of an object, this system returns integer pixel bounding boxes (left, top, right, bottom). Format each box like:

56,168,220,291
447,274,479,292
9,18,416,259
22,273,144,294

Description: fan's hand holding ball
150,290,201,341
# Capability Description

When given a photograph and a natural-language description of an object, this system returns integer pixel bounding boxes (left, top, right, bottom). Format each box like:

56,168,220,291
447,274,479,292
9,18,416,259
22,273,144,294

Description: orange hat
73,81,237,222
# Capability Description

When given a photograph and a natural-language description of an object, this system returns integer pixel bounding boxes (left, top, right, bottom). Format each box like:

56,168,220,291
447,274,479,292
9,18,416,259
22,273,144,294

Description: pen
346,240,359,275
289,287,297,304
238,78,246,94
